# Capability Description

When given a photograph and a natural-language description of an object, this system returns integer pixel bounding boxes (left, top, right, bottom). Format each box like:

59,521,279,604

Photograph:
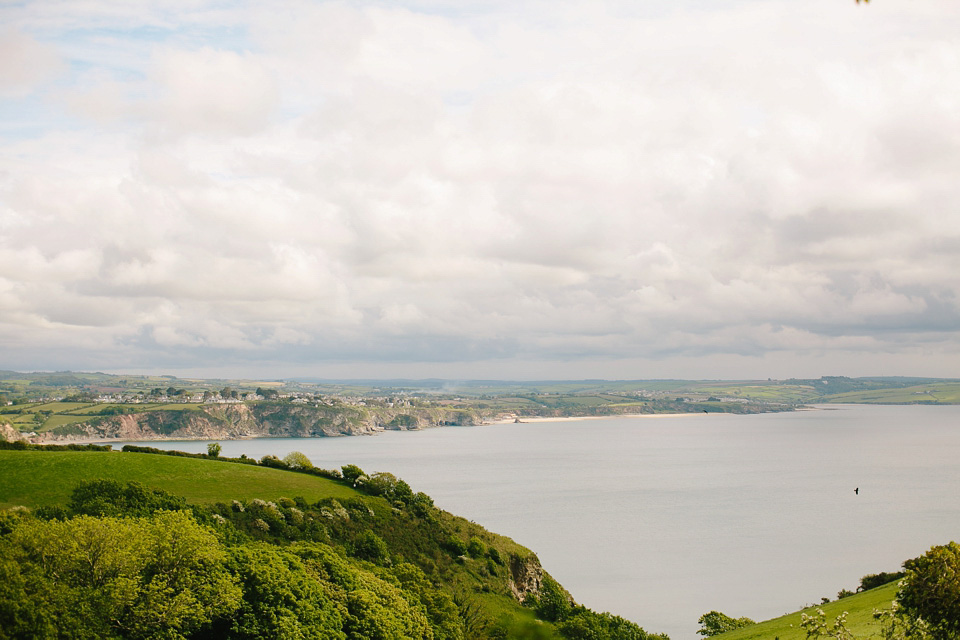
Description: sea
126,404,960,639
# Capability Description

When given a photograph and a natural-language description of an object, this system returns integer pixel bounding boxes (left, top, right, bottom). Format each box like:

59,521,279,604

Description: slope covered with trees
0,445,667,640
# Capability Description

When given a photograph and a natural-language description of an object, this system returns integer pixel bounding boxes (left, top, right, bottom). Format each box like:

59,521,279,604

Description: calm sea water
130,404,960,639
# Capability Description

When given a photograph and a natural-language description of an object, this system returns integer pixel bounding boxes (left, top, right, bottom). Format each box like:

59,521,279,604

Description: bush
352,530,390,565
341,464,365,484
467,536,486,558
697,611,755,637
445,536,468,556
860,571,905,592
68,479,187,517
898,541,960,640
535,576,571,623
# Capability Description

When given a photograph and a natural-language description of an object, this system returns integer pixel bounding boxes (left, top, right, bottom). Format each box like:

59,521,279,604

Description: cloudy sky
1,0,958,380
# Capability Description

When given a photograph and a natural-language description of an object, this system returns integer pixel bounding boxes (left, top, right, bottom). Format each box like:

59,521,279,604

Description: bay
129,404,960,639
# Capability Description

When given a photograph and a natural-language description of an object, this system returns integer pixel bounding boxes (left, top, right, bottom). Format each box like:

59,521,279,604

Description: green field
714,582,899,640
821,382,960,404
36,414,95,431
67,404,121,414
0,450,357,509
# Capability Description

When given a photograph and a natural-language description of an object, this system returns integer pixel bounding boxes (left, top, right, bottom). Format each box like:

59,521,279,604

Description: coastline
18,407,802,446
484,412,709,425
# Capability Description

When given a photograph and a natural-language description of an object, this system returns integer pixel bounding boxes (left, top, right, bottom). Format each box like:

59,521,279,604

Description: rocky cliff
0,422,26,443
43,403,488,442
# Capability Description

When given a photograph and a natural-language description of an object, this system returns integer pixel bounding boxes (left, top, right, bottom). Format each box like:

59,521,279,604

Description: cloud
0,0,959,377
149,47,279,135
0,28,64,97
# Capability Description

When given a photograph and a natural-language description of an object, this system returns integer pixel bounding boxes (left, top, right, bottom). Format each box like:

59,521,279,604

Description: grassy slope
0,450,357,508
821,382,960,404
0,449,564,638
714,582,899,640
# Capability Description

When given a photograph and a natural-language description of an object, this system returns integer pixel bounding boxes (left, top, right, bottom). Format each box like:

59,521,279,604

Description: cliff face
0,422,26,443
508,553,545,601
44,404,487,442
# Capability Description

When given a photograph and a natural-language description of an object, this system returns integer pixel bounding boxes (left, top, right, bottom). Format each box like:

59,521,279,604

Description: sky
1,0,959,381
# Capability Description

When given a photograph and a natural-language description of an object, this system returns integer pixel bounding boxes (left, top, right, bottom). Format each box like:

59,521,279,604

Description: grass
37,415,94,432
29,402,94,413
68,404,119,414
822,383,960,404
147,403,205,411
0,450,358,509
714,582,899,640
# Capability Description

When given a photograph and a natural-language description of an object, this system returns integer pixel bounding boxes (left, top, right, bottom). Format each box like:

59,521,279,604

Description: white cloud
0,0,959,377
149,47,279,135
0,28,64,97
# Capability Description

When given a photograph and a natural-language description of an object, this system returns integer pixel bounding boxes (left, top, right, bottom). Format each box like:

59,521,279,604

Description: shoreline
484,412,710,425
22,408,802,446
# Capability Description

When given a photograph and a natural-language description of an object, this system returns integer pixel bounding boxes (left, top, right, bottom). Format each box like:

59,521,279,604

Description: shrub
697,610,755,637
860,571,905,592
341,464,365,484
352,531,390,565
68,479,187,517
898,541,960,640
467,536,486,558
535,576,572,623
283,451,313,470
444,536,468,556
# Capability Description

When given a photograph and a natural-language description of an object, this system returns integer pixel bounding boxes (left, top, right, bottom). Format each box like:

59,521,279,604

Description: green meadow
0,450,358,509
714,582,899,640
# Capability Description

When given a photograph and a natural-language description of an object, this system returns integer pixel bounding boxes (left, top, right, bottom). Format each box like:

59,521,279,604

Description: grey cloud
1,0,959,377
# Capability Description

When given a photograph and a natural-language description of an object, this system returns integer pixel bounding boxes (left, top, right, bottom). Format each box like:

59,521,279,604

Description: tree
861,571,905,592
207,442,222,458
68,479,187,517
0,512,241,638
697,611,755,636
534,576,572,623
898,541,960,640
220,544,345,639
352,530,390,565
341,464,366,484
466,537,486,558
283,451,313,470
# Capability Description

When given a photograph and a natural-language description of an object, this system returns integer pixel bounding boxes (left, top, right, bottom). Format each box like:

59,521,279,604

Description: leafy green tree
345,586,432,640
410,491,435,517
697,610,756,636
67,479,187,517
353,530,390,565
218,544,345,639
535,576,572,623
207,442,222,458
123,511,242,637
898,541,960,640
341,464,366,484
0,512,240,639
392,563,463,640
860,571,904,592
292,543,432,640
282,450,313,470
466,536,486,558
